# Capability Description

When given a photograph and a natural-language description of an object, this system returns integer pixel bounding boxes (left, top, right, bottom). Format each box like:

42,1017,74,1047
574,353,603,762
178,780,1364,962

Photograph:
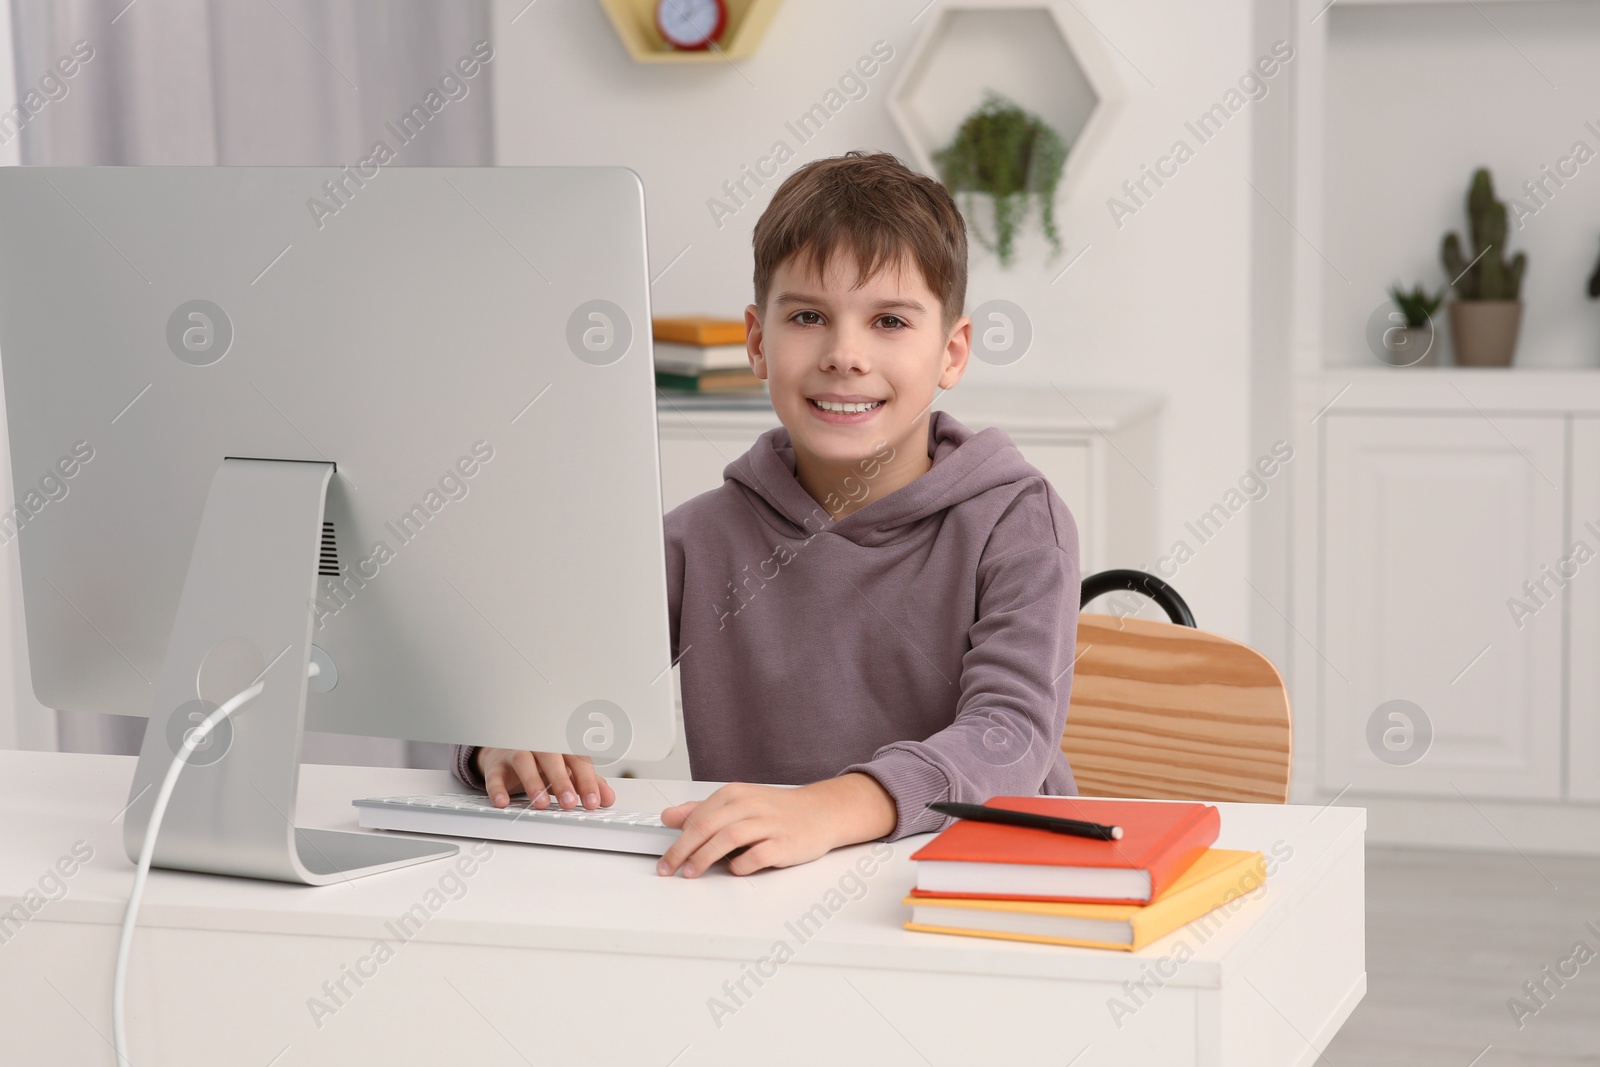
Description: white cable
111,677,265,1067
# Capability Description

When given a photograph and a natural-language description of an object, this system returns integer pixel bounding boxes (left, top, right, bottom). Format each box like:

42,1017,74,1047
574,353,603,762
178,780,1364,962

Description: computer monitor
0,166,677,883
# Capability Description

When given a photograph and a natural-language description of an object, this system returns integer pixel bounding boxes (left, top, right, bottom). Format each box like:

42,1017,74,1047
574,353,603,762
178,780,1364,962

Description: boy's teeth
815,399,881,414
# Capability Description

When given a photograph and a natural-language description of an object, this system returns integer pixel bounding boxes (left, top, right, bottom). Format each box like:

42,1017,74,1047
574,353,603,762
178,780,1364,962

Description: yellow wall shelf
597,0,784,63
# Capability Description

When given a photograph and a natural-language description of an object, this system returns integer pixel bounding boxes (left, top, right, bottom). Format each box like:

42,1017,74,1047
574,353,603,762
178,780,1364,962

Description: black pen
927,801,1123,841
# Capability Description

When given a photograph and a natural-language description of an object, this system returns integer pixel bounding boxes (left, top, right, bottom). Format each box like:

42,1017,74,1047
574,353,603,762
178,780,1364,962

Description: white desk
0,752,1365,1066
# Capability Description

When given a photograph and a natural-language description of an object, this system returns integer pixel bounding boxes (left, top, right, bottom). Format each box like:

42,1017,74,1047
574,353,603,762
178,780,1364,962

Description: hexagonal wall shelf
599,0,785,64
888,4,1120,197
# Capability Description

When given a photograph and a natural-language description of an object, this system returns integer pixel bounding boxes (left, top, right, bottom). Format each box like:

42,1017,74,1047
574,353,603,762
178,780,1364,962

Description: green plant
1441,167,1527,301
1389,283,1443,328
933,91,1067,268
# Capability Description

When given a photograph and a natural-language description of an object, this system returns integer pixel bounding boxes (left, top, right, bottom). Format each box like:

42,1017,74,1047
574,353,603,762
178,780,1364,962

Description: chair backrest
1061,614,1292,803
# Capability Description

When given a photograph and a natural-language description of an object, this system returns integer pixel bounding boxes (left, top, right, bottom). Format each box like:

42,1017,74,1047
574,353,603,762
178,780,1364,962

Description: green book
654,369,764,394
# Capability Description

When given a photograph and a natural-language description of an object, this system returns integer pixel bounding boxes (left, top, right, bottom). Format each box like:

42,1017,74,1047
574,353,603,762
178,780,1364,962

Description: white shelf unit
886,2,1124,204
1285,0,1600,851
1302,0,1600,373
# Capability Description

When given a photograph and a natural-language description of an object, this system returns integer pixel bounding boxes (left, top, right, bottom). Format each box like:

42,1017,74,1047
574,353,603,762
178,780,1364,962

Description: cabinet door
657,427,766,512
1321,414,1564,799
1570,418,1600,801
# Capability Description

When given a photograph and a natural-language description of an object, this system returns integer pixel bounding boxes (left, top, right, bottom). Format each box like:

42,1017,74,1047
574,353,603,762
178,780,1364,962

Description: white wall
1248,0,1296,679
491,0,1267,643
0,1,1280,750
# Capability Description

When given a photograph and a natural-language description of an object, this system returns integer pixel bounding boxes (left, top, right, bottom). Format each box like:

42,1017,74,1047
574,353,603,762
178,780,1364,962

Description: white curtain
8,0,493,766
12,0,493,166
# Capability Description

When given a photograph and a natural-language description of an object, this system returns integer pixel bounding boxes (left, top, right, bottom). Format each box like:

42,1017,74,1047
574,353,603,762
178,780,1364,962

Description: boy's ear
938,314,972,390
744,303,768,380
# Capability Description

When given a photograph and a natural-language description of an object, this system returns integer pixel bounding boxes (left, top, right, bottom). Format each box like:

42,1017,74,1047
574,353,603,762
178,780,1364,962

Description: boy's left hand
655,773,896,878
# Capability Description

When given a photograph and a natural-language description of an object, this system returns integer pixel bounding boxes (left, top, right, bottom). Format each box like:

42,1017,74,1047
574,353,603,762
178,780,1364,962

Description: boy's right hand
474,748,617,811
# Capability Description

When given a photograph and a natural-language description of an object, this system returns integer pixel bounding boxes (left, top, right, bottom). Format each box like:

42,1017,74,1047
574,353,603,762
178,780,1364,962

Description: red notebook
909,797,1220,905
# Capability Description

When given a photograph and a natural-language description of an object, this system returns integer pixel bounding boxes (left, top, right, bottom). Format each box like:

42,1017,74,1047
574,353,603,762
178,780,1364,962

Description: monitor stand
122,458,457,884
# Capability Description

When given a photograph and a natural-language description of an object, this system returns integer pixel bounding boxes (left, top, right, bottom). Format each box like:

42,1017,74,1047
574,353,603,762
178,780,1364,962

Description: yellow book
903,849,1267,952
652,316,747,346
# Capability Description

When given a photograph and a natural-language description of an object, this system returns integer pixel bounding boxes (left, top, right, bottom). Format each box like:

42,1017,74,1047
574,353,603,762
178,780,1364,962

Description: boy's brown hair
752,150,968,336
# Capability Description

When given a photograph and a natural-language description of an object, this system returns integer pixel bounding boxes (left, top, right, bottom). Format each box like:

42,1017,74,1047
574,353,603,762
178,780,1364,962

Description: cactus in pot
1440,168,1526,366
1441,169,1526,300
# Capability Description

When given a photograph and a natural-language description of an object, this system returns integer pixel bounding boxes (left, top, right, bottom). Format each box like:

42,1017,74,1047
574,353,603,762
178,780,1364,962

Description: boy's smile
745,250,971,517
806,394,884,423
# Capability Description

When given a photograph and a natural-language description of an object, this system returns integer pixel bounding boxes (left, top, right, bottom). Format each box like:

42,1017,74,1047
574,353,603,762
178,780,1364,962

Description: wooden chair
1062,571,1293,804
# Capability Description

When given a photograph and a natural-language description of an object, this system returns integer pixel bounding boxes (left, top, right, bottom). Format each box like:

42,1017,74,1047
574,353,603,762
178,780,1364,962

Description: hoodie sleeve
450,506,690,794
451,743,486,791
665,505,686,663
842,489,1081,840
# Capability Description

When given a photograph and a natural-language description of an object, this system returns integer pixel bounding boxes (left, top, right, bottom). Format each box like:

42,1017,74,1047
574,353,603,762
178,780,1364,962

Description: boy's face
745,250,971,471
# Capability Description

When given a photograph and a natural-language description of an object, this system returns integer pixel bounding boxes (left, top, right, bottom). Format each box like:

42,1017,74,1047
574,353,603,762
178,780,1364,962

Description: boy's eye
878,315,907,330
792,310,824,326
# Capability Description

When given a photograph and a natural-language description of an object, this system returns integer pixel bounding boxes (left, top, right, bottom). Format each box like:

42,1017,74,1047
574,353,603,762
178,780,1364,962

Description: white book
915,861,1152,902
653,340,750,372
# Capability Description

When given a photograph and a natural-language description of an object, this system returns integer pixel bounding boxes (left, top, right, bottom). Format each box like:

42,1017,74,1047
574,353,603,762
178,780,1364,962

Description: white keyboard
353,793,678,856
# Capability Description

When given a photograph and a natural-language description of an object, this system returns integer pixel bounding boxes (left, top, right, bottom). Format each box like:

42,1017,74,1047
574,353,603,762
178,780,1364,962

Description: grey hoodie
454,409,1080,841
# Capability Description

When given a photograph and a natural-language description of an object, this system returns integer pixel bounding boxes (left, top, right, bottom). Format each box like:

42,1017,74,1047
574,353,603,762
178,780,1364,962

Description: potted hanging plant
933,91,1067,268
1384,283,1444,366
1440,167,1527,367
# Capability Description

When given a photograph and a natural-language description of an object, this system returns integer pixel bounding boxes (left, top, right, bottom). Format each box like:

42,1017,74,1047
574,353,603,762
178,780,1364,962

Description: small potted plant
1384,283,1444,366
1440,167,1527,367
934,91,1067,268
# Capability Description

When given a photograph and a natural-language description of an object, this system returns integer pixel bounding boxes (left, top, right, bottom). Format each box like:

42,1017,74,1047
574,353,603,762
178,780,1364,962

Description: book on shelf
654,367,765,394
653,316,747,347
653,341,751,375
908,797,1221,905
904,848,1267,952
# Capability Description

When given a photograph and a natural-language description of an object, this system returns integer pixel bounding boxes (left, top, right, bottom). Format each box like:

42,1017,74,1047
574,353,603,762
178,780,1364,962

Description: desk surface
2,750,1362,988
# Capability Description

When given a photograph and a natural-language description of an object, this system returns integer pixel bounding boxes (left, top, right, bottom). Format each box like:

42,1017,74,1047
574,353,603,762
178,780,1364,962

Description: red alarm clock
655,0,727,51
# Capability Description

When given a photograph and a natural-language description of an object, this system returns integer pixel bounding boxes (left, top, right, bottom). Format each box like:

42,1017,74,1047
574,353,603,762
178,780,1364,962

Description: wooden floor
1324,846,1600,1066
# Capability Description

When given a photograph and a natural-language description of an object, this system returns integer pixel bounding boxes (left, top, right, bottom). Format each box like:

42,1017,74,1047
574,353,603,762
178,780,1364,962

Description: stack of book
653,316,763,393
904,797,1266,951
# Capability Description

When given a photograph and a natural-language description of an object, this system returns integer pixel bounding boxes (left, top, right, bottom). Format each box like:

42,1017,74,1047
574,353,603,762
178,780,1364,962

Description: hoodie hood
723,409,1035,546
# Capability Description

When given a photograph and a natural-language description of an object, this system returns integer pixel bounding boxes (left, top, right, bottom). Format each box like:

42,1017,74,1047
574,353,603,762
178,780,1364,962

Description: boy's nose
821,338,870,373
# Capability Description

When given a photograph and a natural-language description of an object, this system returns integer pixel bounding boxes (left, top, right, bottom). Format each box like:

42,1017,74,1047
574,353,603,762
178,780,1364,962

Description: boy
453,150,1080,877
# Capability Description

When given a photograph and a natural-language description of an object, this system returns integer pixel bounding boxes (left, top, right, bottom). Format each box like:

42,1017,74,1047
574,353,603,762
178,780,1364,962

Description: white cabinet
1570,418,1600,801
656,425,762,514
656,385,1160,575
1320,413,1566,799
